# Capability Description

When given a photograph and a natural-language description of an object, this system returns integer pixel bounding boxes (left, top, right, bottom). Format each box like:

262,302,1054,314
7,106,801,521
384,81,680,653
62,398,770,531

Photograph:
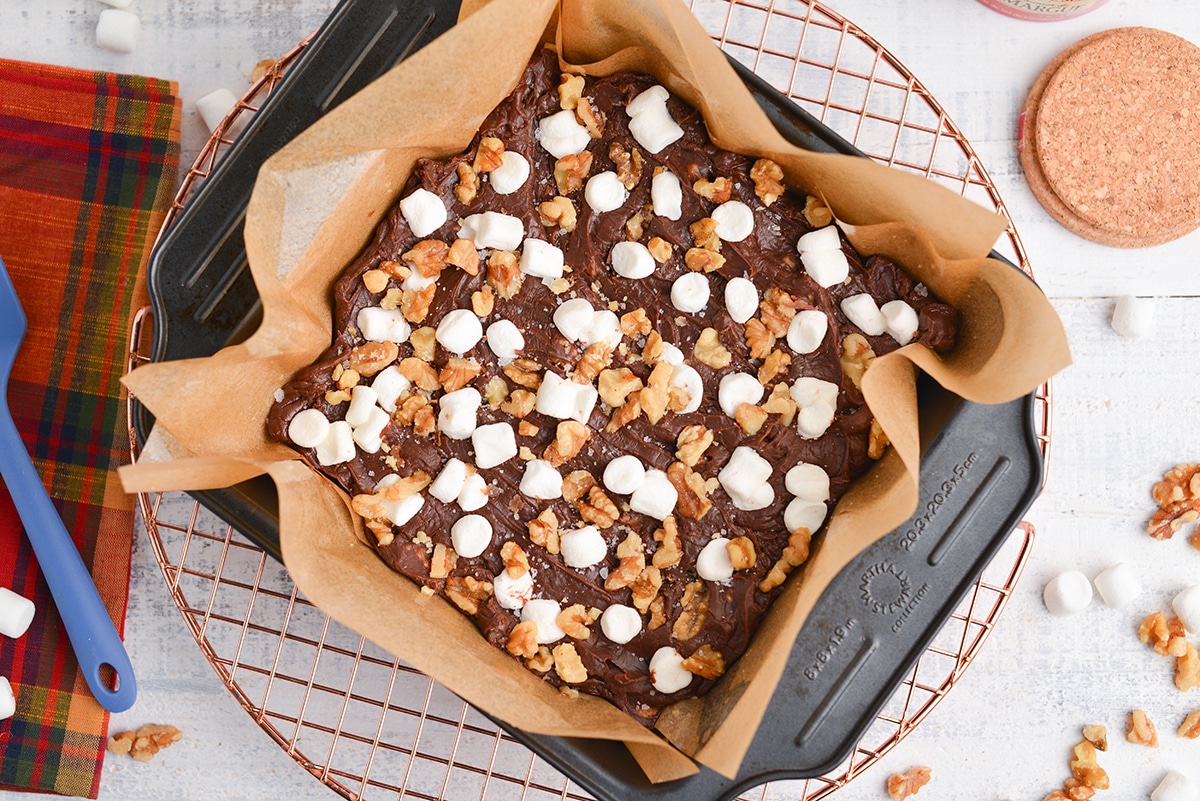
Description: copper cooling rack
127,2,1051,799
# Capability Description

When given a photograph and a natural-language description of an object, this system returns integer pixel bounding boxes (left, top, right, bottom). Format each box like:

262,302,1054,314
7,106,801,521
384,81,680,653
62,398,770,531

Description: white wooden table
6,1,1200,799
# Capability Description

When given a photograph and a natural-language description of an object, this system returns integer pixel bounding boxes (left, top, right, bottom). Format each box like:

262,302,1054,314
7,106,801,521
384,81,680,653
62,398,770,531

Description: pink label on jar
975,0,1109,21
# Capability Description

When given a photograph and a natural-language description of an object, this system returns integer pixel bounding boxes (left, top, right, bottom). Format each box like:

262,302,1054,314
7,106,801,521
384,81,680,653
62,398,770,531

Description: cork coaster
1020,27,1200,247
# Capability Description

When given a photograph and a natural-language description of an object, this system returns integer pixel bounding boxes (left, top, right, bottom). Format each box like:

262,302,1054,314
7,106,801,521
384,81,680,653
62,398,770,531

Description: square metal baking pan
130,1,1044,797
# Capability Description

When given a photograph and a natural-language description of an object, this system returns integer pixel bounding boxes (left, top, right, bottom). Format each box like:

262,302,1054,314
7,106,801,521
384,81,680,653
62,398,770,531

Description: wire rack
127,2,1052,799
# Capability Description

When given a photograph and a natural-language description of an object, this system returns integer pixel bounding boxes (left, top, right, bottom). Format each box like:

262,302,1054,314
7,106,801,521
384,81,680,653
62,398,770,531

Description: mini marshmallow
438,387,482,440
697,538,734,582
520,459,564,500
627,86,684,154
1043,571,1093,616
649,646,692,693
196,88,237,134
651,169,683,220
841,294,887,336
459,211,524,251
287,408,330,449
1111,295,1153,339
0,587,36,639
554,299,595,342
787,309,829,354
519,238,564,281
96,9,139,54
371,366,412,412
585,171,630,213
0,676,13,721
800,249,850,288
718,372,765,418
522,599,566,644
537,110,591,159
316,420,355,466
536,371,598,424
629,469,678,520
603,455,646,495
797,226,841,253
610,241,656,279
711,200,754,242
344,385,380,428
724,277,758,325
880,300,918,346
351,405,390,453
718,446,775,512
670,364,704,414
785,463,830,502
493,569,534,610
402,269,436,292
791,377,839,439
357,306,411,344
626,85,670,117
383,493,424,526
671,273,710,314
600,605,642,644
561,525,608,568
436,309,484,355
1151,771,1199,801
784,498,827,535
659,341,685,365
472,422,517,469
399,188,447,238
1092,563,1141,609
457,472,489,511
489,151,530,194
1173,585,1200,634
486,319,524,362
429,458,469,503
451,515,493,558
581,310,622,350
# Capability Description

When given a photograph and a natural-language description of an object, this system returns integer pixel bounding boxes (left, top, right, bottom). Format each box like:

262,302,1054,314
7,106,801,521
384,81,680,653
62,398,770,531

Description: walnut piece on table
1125,708,1159,747
1178,709,1200,738
886,766,931,801
106,724,183,762
1147,462,1200,540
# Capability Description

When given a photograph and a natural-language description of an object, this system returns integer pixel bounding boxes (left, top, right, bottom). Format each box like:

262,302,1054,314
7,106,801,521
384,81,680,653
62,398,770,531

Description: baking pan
131,0,1044,797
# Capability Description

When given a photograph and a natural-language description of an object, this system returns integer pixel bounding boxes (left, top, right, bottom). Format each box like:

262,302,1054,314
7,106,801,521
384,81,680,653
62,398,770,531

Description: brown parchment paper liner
120,0,1069,782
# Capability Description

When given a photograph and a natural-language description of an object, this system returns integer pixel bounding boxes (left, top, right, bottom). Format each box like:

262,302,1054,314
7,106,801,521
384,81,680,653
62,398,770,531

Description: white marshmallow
489,151,530,194
287,408,330,449
697,538,734,582
841,294,887,336
627,86,684,154
629,469,678,520
651,170,683,220
553,298,595,342
610,241,656,279
429,458,469,503
472,422,517,469
659,341,685,365
520,459,564,501
1042,571,1093,616
787,309,829,354
457,472,489,511
603,455,646,495
1173,585,1200,634
670,364,704,414
724,277,758,324
784,498,827,535
519,238,564,281
402,269,436,292
0,587,36,639
537,109,592,159
600,605,642,645
581,310,622,350
351,405,390,453
561,526,608,568
0,676,14,721
881,300,919,346
399,188,447,238
718,372,765,418
383,493,424,527
791,377,839,439
493,569,534,610
1092,563,1141,609
671,273,710,314
718,446,775,512
522,599,566,644
796,226,841,253
357,306,411,344
459,211,524,251
711,201,754,242
96,9,139,54
196,88,237,134
344,385,380,428
316,420,355,466
436,309,484,355
371,366,412,413
626,85,670,117
536,371,598,424
451,515,493,559
486,319,524,362
1111,295,1153,339
649,647,692,693
1152,771,1199,801
437,387,482,440
585,171,630,213
785,462,830,502
801,249,850,288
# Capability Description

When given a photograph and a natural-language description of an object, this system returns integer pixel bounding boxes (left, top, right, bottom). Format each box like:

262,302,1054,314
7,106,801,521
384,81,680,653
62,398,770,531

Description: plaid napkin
0,60,180,797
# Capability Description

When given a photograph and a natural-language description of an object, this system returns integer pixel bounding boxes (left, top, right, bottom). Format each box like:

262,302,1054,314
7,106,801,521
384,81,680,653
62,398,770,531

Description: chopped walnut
401,284,436,324
735,403,769,435
1126,708,1159,746
506,620,539,657
681,644,726,679
394,392,431,427
598,367,643,408
759,288,796,337
639,361,672,425
347,340,399,377
543,420,591,467
484,375,508,407
694,327,732,369
675,425,713,467
561,470,598,504
750,158,785,206
455,161,479,205
648,596,667,630
651,517,682,569
500,541,530,579
473,136,505,174
325,388,351,405
403,239,450,279
518,420,539,437
886,766,932,801
362,269,388,294
803,195,834,227
689,217,722,252
447,237,480,275
763,382,797,424
380,287,403,311
579,486,620,528
1138,611,1185,655
106,730,135,757
446,575,493,615
624,208,646,241
744,317,776,360
558,73,585,109
539,195,578,232
502,358,542,389
759,528,813,592
1148,463,1200,539
409,326,436,361
554,151,593,195
1069,739,1109,791
646,236,671,263
667,461,713,520
673,580,710,641
557,604,599,640
868,418,890,460
1082,724,1108,751
606,391,643,432
500,387,537,417
379,258,411,280
398,356,440,391
758,348,792,385
528,508,561,555
642,330,665,363
527,646,553,672
1177,642,1200,691
575,97,605,138
630,565,662,613
610,141,644,189
107,724,183,763
574,342,612,384
620,308,652,337
841,333,877,389
552,643,588,683
727,536,757,570
471,286,495,317
548,277,572,294
1179,710,1200,738
429,543,456,579
486,249,523,299
605,532,646,591
413,405,435,437
693,176,732,204
336,368,360,390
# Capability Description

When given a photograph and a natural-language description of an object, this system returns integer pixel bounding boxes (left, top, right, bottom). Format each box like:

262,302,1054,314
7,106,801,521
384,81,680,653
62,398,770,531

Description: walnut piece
693,176,732,204
1177,642,1200,691
473,136,505,174
744,317,776,360
758,348,791,385
803,195,833,227
647,236,672,263
398,356,440,391
886,766,931,801
486,249,523,300
447,237,480,274
527,646,553,672
573,342,612,384
539,195,578,232
841,333,877,389
484,375,508,407
528,509,561,555
1148,463,1200,539
429,543,456,579
554,151,593,195
446,575,493,615
689,217,722,252
750,158,785,206
575,97,605,138
107,724,183,763
1126,708,1159,746
673,580,710,641
409,326,436,361
561,470,598,504
606,391,643,432
681,644,726,679
610,141,644,189
727,536,757,570
471,286,495,317
506,620,539,657
694,327,732,369
347,341,399,377
667,461,713,521
557,604,598,640
579,485,620,528
401,284,436,324
620,308,652,337
500,387,537,418
639,362,672,425
675,424,713,467
759,288,796,337
735,403,769,435
500,541,530,579
1139,611,1185,655
684,246,726,273
605,532,646,591
763,382,797,425
1069,739,1109,791
868,418,890,460
362,269,388,294
651,517,682,569
543,420,591,467
502,358,542,390
552,643,588,683
558,73,585,109
455,161,479,205
1082,724,1108,751
630,565,662,613
439,357,481,393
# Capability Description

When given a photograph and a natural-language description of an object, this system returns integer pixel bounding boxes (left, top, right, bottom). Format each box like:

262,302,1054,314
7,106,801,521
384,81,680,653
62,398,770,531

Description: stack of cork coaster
1020,27,1200,247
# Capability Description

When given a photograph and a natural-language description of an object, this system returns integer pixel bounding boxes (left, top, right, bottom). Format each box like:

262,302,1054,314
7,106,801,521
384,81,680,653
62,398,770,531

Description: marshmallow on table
1152,771,1199,801
96,9,139,54
1111,295,1153,339
0,587,36,639
1173,585,1200,634
1092,562,1141,609
195,88,238,134
0,676,14,722
1043,571,1093,616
